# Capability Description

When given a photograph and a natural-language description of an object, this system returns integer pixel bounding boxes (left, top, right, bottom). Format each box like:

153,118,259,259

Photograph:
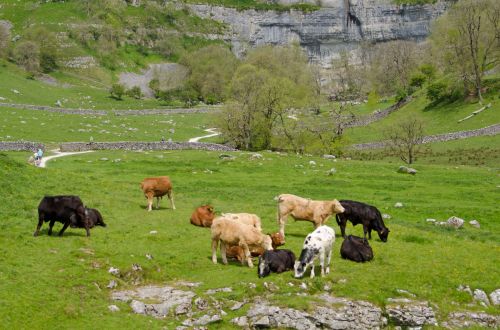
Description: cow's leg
156,196,161,209
34,212,44,236
48,219,56,236
368,228,372,240
58,221,70,236
319,250,326,277
310,263,315,278
325,248,332,275
240,242,252,268
278,213,288,239
146,193,154,211
221,242,228,265
363,226,369,242
211,239,218,264
167,190,176,210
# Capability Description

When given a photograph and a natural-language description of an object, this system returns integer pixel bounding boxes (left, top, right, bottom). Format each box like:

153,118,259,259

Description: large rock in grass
397,166,417,175
490,289,500,306
447,216,464,229
386,299,437,327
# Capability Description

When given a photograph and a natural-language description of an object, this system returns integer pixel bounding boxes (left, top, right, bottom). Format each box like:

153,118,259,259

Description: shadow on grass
33,228,89,237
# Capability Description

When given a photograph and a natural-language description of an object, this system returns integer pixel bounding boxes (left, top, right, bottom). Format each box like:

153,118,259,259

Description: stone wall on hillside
0,141,45,151
0,102,106,115
59,141,237,152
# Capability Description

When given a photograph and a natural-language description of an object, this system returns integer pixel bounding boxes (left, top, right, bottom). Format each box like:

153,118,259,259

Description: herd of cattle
34,176,390,279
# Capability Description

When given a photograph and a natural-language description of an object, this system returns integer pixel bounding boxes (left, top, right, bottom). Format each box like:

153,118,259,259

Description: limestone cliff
188,0,450,66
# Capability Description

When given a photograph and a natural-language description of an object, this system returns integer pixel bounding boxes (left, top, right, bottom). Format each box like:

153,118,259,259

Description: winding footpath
188,128,220,143
39,150,94,168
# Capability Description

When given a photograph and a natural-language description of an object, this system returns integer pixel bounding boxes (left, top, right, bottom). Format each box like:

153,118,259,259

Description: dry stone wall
0,141,45,151
0,102,106,115
59,141,237,152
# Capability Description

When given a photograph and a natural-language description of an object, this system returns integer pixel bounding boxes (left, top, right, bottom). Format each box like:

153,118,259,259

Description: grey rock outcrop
188,1,450,66
386,299,437,327
447,216,464,229
490,289,500,306
469,220,480,228
397,166,417,175
473,289,490,306
444,312,500,328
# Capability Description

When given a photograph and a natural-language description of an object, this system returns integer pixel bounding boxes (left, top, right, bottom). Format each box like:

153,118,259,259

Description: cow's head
269,232,285,248
258,255,271,278
294,248,317,278
378,227,389,242
85,208,106,228
331,199,345,214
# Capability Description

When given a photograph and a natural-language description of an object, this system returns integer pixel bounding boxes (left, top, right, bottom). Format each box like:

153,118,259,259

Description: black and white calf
294,225,335,278
258,249,296,278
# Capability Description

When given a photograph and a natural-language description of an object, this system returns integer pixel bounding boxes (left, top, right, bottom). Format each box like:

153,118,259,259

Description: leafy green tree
182,45,238,104
430,0,499,101
126,86,143,99
110,83,125,100
13,41,40,73
385,116,425,164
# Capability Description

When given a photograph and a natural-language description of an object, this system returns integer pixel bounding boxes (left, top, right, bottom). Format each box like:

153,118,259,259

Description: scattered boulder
107,280,117,289
206,287,232,295
469,220,480,228
394,202,404,208
108,267,120,276
447,216,464,229
397,166,417,175
457,285,473,296
489,289,500,306
184,314,222,326
309,160,316,166
195,297,209,310
108,305,120,312
473,289,490,306
444,312,499,328
130,300,146,314
149,230,157,234
326,168,336,175
323,154,336,159
250,153,263,160
230,301,246,311
231,316,249,327
382,213,391,220
386,300,437,327
426,218,436,223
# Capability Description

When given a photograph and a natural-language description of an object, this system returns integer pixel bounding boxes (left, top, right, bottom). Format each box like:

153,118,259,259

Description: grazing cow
258,249,296,278
294,225,335,278
34,196,88,237
78,207,106,229
190,205,216,227
226,232,285,263
335,200,390,242
140,176,175,211
211,218,273,268
340,235,374,262
276,194,345,238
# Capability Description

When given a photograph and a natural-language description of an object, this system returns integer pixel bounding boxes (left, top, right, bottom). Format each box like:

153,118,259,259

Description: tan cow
276,193,345,238
219,213,262,232
190,205,216,227
140,176,175,211
211,218,273,268
226,232,285,263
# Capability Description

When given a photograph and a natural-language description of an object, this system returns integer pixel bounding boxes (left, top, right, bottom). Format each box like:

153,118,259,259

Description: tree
430,0,499,101
217,45,315,151
385,117,425,164
13,41,40,73
110,83,125,100
24,27,60,73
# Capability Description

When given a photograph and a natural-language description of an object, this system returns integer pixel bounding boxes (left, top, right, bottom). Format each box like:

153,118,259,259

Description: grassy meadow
0,147,499,328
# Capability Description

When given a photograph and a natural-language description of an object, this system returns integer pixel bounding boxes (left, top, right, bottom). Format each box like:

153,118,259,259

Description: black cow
34,196,90,237
335,200,390,242
340,235,374,262
74,207,106,229
258,249,296,278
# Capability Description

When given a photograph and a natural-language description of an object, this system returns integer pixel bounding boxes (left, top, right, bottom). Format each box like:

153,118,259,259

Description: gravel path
39,150,94,168
188,128,220,143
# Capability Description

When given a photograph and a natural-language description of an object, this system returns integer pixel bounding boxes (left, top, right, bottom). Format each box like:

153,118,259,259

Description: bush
13,41,40,73
426,81,447,102
157,86,199,107
110,83,125,100
410,72,427,88
126,86,143,99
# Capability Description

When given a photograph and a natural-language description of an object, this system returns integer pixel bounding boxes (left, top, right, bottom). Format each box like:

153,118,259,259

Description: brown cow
211,218,272,268
276,193,345,238
190,205,216,227
140,176,175,211
226,232,285,263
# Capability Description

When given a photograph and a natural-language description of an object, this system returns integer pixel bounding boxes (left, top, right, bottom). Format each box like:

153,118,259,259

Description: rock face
386,299,437,327
188,0,450,66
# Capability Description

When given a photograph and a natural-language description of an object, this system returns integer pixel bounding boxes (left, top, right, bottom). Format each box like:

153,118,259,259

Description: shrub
13,41,40,73
410,72,427,88
126,86,143,99
110,83,125,100
426,81,447,102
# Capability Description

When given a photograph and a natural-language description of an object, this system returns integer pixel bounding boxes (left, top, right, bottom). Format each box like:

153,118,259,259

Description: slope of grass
0,150,498,328
346,91,500,144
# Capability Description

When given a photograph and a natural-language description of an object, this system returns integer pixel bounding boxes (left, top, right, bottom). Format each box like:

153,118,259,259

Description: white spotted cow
294,225,335,278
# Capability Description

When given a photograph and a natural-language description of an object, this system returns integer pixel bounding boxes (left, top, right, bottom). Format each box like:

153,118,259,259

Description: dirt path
188,128,220,143
39,150,94,168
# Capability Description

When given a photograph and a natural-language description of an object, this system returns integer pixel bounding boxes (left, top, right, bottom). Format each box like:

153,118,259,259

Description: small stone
231,316,248,327
130,300,146,314
394,202,403,208
287,282,295,287
323,284,331,291
250,153,263,159
108,305,120,312
230,301,246,311
108,267,120,276
469,220,480,228
100,157,108,161
149,230,157,234
264,282,279,291
248,283,257,289
11,89,20,94
447,216,464,229
107,280,117,289
382,213,391,219
309,160,316,166
132,264,142,271
145,254,153,260
195,297,209,310
426,218,436,223
473,289,490,306
55,100,62,107
193,314,221,326
489,289,500,305
397,289,416,297
323,154,336,159
326,168,336,175
397,166,417,175
300,283,307,290
338,278,347,284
